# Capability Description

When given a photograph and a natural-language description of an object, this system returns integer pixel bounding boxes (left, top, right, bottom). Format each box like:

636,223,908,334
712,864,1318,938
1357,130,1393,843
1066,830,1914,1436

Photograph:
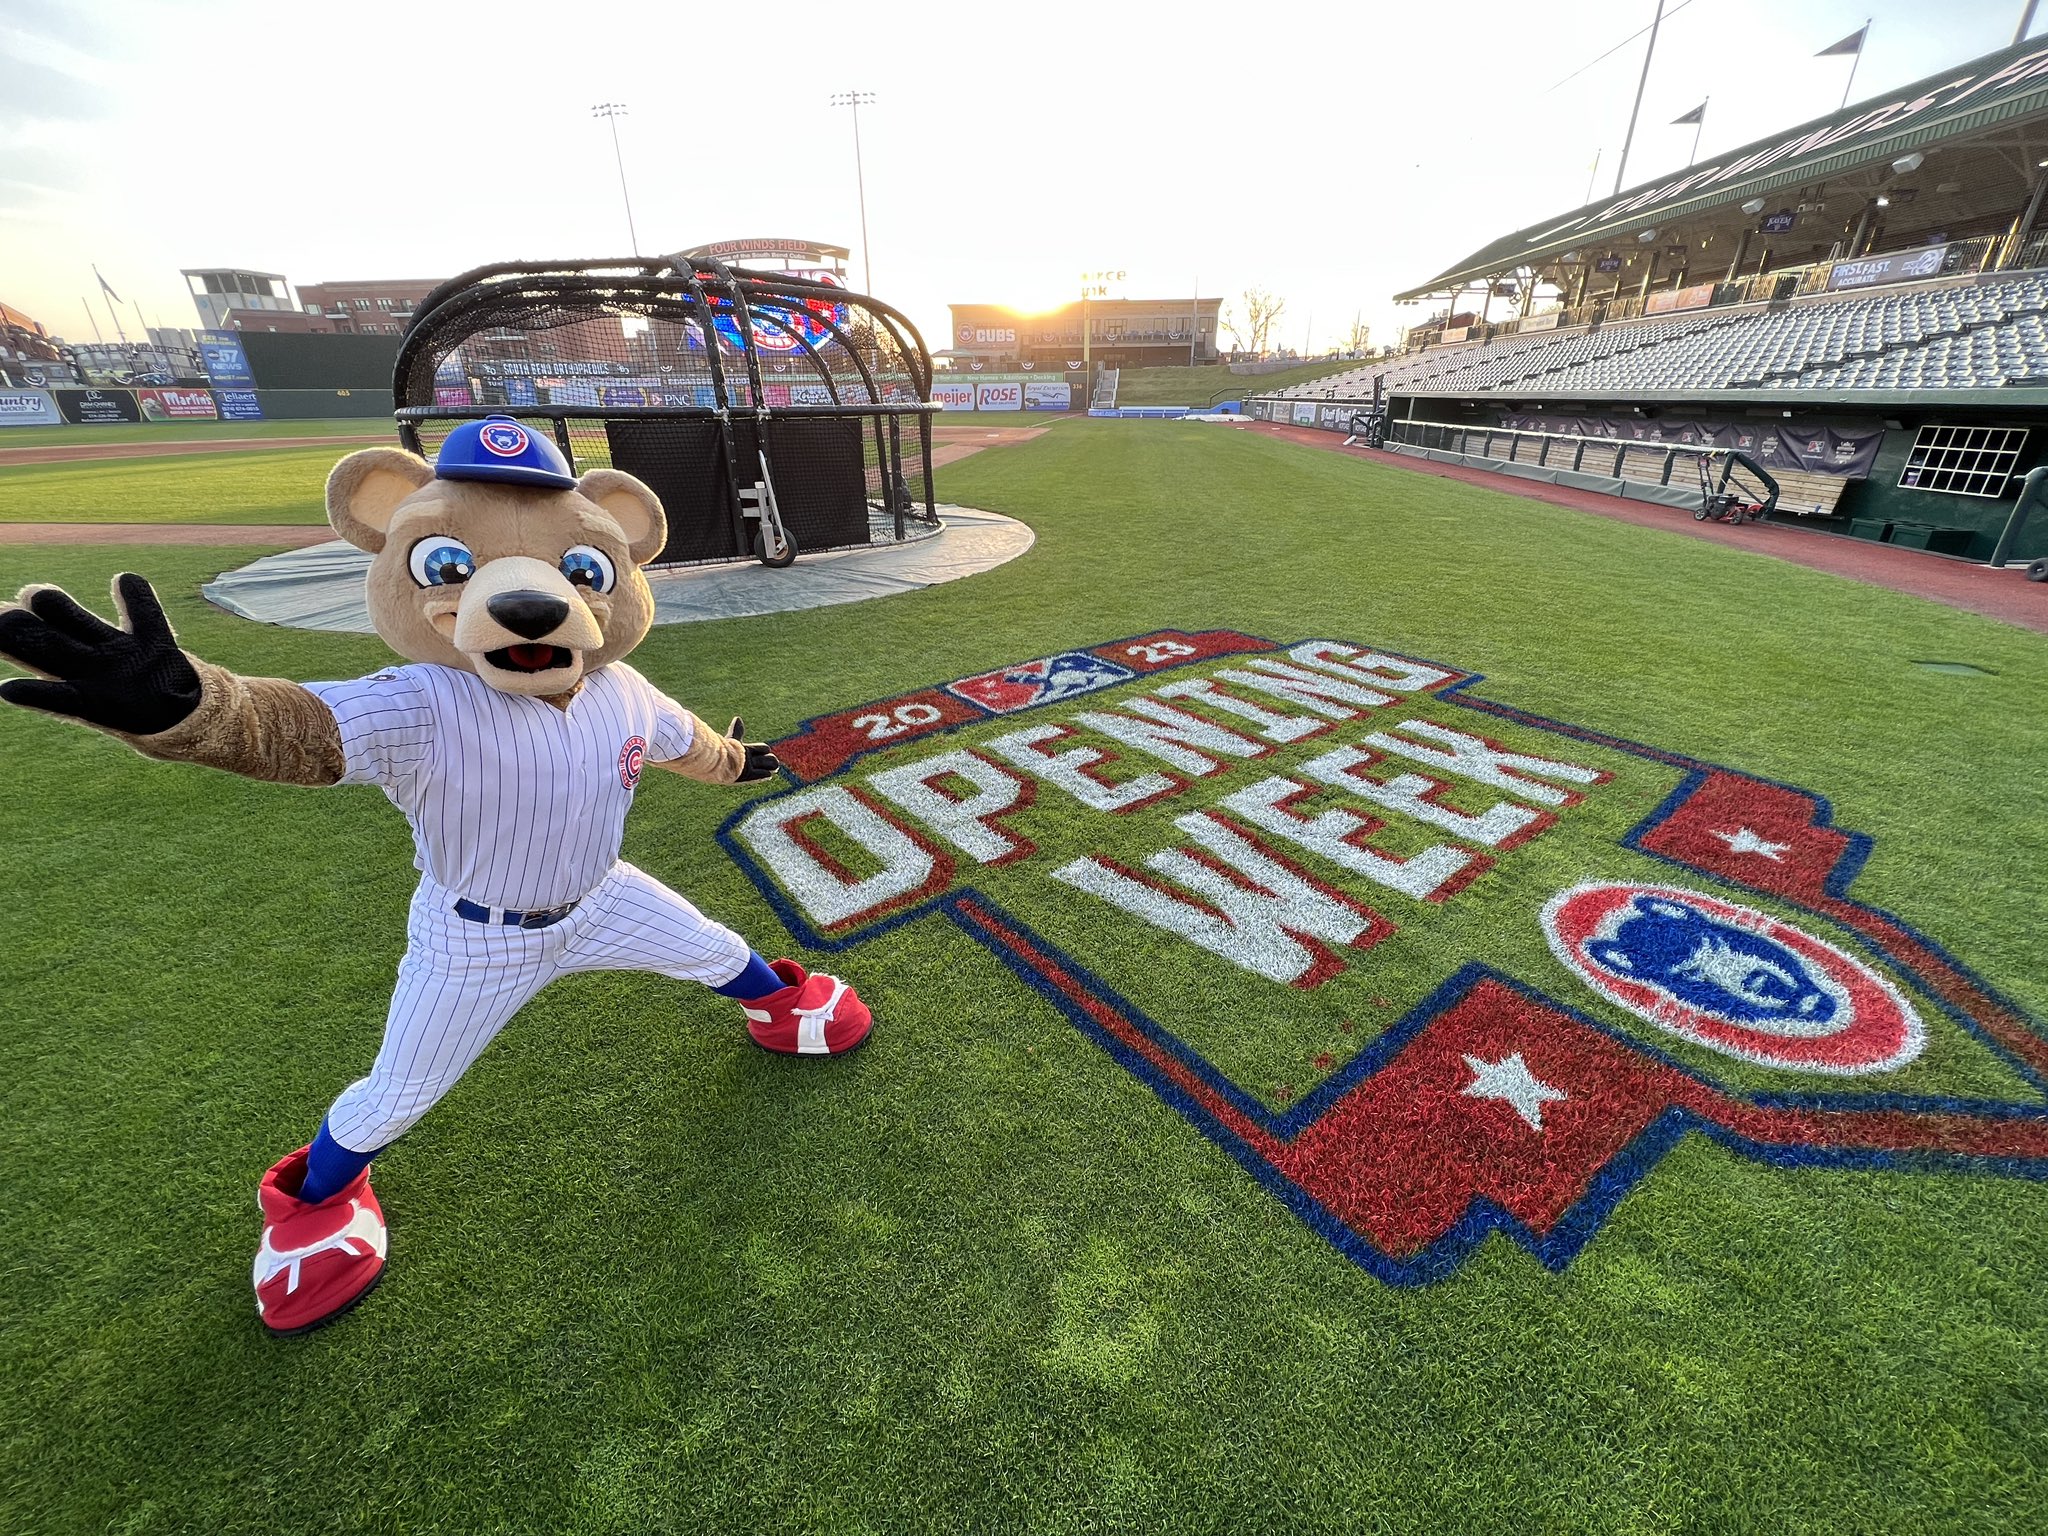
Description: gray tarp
201,506,1034,633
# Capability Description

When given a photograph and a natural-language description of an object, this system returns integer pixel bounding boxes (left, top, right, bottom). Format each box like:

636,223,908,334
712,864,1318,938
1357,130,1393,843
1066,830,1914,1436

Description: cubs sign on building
725,632,2048,1284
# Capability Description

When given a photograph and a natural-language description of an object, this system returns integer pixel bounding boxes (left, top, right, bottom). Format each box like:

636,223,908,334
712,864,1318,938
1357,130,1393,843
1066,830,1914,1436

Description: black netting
391,258,939,565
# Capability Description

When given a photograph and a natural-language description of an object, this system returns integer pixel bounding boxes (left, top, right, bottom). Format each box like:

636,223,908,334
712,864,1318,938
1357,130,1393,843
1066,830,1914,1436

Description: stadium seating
1262,271,2048,399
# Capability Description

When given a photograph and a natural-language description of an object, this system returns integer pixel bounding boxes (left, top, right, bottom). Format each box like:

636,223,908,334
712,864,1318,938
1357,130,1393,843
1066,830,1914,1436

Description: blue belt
453,897,578,930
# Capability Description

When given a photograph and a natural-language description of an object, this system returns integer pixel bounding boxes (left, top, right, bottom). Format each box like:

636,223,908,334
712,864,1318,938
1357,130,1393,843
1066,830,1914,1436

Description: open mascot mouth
487,644,575,673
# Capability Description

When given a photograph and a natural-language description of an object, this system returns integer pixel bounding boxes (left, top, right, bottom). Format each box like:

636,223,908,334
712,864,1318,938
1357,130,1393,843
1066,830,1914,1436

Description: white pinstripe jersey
305,661,697,909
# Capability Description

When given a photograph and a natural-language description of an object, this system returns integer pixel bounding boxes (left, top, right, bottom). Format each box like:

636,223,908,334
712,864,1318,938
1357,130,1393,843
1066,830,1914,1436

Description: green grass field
0,446,339,524
1,422,2044,1533
1111,359,1362,406
0,418,386,448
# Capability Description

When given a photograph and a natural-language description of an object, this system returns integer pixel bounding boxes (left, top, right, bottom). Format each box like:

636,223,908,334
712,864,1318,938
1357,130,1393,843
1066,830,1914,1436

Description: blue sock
713,951,786,1001
298,1119,378,1205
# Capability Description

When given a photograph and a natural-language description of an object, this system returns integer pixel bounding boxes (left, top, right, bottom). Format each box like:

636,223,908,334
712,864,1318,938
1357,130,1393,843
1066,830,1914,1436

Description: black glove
0,574,202,735
727,716,781,784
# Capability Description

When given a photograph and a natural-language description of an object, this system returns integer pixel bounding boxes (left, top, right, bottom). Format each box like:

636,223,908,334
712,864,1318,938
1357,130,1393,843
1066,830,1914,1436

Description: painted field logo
1544,884,1924,1074
724,631,2048,1284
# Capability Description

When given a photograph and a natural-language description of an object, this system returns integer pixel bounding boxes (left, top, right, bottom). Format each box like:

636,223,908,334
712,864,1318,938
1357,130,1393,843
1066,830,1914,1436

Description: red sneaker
253,1147,388,1335
741,959,873,1056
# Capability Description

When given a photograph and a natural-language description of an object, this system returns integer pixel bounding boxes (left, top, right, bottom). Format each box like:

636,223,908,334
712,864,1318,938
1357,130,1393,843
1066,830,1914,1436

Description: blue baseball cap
434,415,576,490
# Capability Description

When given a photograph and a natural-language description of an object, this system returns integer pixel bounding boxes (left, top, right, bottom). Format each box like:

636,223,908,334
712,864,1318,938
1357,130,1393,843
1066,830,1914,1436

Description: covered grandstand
1251,32,2048,561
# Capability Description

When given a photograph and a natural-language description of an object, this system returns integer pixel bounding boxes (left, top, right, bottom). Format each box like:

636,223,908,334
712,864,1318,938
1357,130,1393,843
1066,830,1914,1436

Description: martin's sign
725,632,2048,1284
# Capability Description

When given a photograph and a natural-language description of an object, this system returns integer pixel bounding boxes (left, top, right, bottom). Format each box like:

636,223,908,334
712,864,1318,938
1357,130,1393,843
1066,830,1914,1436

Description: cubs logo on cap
433,414,576,489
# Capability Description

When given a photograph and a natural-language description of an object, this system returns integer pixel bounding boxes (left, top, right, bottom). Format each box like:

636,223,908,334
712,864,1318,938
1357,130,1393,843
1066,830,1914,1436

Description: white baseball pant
323,860,753,1153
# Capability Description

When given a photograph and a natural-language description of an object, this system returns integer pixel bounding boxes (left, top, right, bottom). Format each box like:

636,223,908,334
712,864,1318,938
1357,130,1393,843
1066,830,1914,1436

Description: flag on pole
1670,101,1707,125
93,265,122,304
1816,25,1867,57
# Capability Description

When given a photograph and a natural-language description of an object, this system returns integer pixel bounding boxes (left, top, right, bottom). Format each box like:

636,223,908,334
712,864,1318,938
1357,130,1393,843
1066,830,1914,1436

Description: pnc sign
723,631,2048,1284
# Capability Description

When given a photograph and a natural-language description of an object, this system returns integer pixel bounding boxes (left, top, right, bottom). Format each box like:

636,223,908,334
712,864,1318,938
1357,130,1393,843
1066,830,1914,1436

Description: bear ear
575,468,667,566
1586,940,1635,972
327,447,434,553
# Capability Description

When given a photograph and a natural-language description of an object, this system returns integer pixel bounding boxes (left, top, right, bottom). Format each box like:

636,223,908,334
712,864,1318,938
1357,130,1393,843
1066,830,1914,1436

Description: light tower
591,103,640,256
829,90,877,290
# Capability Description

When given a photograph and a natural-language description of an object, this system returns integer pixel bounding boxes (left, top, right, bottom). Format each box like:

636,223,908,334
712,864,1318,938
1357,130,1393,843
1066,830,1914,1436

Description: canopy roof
1397,34,2048,300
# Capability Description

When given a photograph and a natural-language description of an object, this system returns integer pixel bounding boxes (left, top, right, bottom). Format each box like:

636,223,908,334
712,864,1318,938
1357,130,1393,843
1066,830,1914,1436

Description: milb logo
722,631,2048,1284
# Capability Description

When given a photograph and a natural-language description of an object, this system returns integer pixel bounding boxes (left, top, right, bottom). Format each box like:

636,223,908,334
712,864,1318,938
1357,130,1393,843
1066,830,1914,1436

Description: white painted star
1461,1053,1568,1132
1711,826,1791,861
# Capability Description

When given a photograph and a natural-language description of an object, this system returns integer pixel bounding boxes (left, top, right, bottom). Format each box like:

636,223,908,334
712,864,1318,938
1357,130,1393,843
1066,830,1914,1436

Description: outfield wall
0,384,394,425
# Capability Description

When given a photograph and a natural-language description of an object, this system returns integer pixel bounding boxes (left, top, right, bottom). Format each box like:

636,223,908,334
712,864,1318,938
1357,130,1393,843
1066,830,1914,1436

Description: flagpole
82,299,103,344
1584,147,1603,206
1841,18,1870,109
1692,98,1707,166
1614,0,1667,195
104,293,125,344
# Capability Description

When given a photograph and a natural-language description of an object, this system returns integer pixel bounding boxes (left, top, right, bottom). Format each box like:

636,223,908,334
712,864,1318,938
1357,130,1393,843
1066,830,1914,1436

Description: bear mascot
0,416,871,1334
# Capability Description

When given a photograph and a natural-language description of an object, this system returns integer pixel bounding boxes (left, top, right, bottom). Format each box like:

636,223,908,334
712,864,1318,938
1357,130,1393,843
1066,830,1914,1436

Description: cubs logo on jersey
618,735,647,790
725,630,2048,1285
946,652,1135,714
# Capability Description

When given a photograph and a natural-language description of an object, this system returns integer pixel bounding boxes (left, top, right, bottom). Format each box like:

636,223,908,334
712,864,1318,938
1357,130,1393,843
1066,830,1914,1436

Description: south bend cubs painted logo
722,631,2048,1284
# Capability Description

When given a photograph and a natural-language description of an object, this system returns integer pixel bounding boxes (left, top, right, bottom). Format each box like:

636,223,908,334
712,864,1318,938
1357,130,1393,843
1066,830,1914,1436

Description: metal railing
1389,418,1774,501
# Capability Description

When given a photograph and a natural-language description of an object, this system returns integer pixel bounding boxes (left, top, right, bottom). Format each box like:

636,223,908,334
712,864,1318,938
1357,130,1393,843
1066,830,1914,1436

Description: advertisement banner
790,384,834,405
500,378,538,407
932,381,977,411
1291,402,1318,426
1828,246,1948,292
0,388,62,426
1595,256,1623,273
956,326,1017,345
1761,211,1797,234
1645,282,1715,315
1024,380,1072,411
601,385,648,408
196,330,255,388
1520,311,1562,332
136,387,219,421
1439,326,1469,344
975,380,1023,411
763,383,792,407
1499,413,1881,477
434,384,476,408
54,388,141,424
215,389,264,420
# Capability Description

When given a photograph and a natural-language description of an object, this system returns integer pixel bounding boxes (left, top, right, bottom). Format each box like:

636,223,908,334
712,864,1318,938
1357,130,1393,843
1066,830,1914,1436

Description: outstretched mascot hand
727,717,781,783
0,573,202,736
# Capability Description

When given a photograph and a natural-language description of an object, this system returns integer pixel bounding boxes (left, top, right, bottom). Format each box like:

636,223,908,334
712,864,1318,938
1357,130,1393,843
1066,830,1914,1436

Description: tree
1344,317,1371,356
1221,288,1287,358
1241,287,1286,357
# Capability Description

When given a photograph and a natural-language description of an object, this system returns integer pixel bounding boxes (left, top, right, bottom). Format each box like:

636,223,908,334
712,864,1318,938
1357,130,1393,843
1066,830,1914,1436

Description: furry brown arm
114,656,346,786
651,710,750,785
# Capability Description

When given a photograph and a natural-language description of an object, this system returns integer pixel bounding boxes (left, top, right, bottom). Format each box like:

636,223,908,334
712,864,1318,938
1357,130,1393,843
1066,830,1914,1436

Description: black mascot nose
487,590,569,640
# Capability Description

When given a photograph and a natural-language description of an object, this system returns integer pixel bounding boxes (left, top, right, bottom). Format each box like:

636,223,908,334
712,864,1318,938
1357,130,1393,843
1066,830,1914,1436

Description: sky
1,0,2040,357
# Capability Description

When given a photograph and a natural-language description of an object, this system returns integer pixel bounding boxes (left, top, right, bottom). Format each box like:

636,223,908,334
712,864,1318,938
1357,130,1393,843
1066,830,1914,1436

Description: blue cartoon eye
407,536,475,587
560,545,617,593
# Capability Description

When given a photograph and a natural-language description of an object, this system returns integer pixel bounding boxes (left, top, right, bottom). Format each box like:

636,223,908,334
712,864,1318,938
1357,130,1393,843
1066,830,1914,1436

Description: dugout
393,256,939,567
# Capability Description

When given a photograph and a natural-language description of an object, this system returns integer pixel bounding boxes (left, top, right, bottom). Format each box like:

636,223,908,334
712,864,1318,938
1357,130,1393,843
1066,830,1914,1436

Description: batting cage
392,256,939,567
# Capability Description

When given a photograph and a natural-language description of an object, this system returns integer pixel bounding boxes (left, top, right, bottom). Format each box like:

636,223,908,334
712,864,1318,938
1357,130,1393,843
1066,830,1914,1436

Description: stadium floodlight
1891,153,1925,175
590,104,639,257
829,91,878,291
1741,197,1768,214
1875,196,1890,207
1637,228,1659,243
